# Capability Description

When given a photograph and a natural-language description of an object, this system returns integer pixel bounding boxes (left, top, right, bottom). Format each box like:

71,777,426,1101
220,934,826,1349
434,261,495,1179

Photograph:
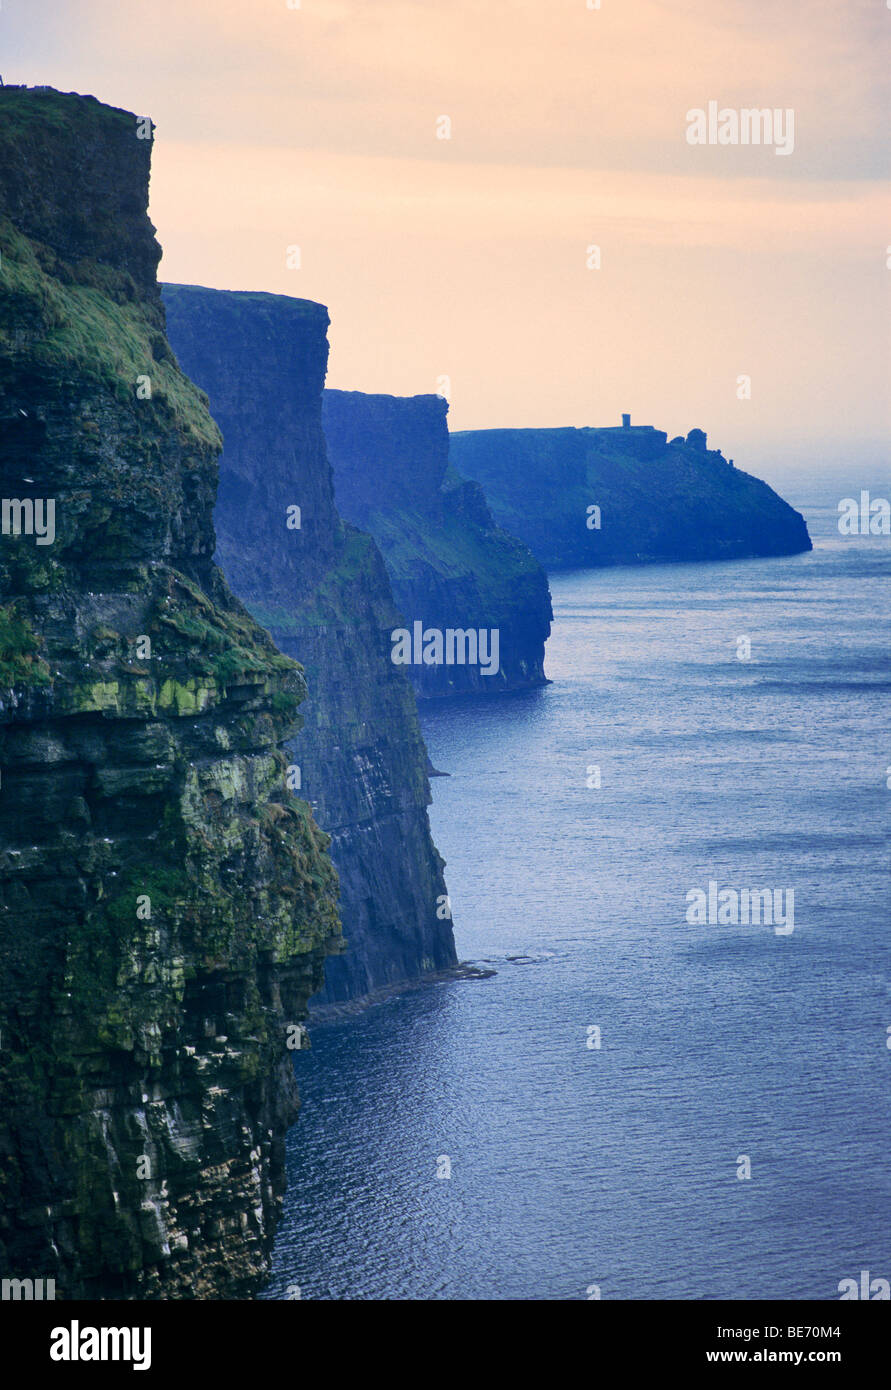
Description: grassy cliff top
0,87,135,159
0,87,158,288
163,282,330,323
0,89,220,447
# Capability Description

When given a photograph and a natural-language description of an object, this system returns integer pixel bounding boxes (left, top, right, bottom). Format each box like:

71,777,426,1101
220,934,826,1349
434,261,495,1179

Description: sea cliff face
322,390,553,699
0,89,341,1298
450,425,812,569
162,287,457,1008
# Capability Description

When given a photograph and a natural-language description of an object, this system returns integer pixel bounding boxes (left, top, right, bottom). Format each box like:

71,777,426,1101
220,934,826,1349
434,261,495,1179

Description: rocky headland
450,421,812,569
322,390,554,699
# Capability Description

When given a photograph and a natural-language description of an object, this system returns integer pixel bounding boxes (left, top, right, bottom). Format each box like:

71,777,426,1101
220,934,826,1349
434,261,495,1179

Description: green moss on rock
0,87,343,1301
0,602,51,689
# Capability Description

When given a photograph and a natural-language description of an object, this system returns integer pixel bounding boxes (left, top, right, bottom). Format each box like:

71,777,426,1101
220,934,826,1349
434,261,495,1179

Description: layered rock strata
162,286,457,1008
0,87,341,1299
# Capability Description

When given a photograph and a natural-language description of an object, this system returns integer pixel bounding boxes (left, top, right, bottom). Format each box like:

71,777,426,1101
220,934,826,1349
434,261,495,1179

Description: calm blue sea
264,477,890,1300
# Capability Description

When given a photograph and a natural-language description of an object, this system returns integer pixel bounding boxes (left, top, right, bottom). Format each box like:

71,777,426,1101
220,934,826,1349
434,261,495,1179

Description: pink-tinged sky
3,0,888,475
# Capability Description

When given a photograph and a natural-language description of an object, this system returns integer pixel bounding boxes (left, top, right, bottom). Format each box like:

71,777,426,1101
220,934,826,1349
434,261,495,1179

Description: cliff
322,391,553,699
162,287,458,1008
450,424,812,569
0,88,342,1298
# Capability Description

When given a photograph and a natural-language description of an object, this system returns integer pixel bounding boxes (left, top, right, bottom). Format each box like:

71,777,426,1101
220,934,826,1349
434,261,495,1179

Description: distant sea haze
265,479,890,1300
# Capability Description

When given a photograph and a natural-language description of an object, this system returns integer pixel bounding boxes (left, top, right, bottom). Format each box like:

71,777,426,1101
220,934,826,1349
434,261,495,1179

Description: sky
2,0,888,479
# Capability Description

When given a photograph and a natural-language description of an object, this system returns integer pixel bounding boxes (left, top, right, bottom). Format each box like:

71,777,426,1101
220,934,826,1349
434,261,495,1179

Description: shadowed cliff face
162,286,457,1009
0,89,342,1298
450,425,812,570
322,390,553,700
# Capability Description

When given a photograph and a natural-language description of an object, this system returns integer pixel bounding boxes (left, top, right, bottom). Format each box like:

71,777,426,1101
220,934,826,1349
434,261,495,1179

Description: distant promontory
450,418,811,570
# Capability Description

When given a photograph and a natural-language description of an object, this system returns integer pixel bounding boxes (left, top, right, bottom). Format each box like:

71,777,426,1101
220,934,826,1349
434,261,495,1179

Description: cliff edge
162,286,458,1008
0,88,341,1298
323,390,553,699
450,422,812,570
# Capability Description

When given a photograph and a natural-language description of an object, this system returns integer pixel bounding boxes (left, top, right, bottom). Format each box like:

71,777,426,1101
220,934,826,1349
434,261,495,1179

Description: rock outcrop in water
162,286,458,1008
450,422,812,569
0,88,342,1298
322,390,553,699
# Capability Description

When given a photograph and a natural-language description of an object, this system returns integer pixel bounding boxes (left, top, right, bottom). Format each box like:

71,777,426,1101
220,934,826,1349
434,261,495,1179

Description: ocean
263,478,890,1300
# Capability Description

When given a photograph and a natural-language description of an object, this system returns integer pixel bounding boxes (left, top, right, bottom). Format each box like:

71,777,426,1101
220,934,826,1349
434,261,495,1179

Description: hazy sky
3,0,888,474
